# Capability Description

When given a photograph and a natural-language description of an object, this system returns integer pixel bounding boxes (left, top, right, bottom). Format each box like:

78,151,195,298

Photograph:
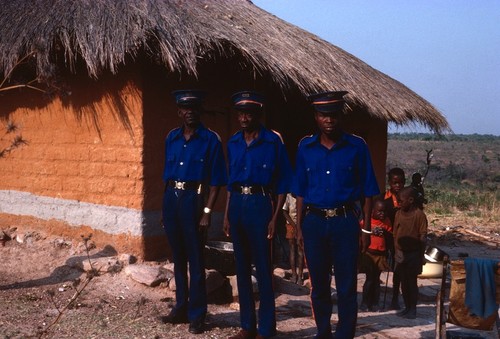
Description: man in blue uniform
293,91,380,339
162,90,227,334
223,91,292,339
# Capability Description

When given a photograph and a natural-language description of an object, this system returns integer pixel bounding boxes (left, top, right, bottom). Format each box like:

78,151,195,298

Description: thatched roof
0,0,449,132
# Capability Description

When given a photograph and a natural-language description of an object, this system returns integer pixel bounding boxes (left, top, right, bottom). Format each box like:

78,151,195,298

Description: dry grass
387,133,500,230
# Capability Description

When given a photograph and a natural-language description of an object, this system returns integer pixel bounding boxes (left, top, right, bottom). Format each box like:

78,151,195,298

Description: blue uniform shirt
293,132,379,208
227,125,292,194
162,124,227,186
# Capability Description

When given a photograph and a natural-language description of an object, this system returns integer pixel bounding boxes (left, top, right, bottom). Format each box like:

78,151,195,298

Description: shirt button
263,164,267,168
180,162,184,166
326,170,330,174
183,144,187,148
244,167,247,170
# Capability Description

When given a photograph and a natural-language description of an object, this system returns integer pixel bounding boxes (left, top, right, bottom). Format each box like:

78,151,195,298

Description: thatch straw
0,0,449,132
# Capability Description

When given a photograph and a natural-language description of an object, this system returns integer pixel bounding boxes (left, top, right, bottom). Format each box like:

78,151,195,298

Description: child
393,187,428,319
359,197,392,312
384,167,405,224
384,167,405,309
282,193,304,285
410,172,427,209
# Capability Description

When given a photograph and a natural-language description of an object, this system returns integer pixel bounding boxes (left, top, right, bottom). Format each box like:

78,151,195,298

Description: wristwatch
203,207,212,214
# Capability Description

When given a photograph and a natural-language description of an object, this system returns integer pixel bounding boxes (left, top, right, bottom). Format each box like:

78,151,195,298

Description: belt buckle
175,181,185,190
325,209,337,218
241,186,252,195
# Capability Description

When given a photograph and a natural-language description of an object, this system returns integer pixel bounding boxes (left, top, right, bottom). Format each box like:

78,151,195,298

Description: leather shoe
396,308,409,317
162,308,188,324
402,308,417,319
188,317,205,334
229,329,256,339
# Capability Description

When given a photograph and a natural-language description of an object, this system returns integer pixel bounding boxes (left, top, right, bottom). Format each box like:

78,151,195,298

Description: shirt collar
171,123,207,141
230,124,271,145
304,130,348,148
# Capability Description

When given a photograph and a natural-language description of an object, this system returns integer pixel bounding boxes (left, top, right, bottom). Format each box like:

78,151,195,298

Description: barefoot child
282,193,304,285
393,187,428,319
359,197,392,311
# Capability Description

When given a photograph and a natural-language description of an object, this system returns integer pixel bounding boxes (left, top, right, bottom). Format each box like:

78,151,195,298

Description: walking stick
382,250,393,309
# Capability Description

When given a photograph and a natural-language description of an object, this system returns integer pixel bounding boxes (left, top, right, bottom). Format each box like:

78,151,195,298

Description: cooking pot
424,245,448,263
204,241,236,276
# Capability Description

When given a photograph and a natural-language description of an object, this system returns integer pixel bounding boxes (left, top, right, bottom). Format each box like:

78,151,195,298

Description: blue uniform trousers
228,193,276,337
162,187,207,321
302,211,360,339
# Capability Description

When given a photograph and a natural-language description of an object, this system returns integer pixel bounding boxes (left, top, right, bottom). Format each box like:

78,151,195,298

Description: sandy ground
0,225,499,339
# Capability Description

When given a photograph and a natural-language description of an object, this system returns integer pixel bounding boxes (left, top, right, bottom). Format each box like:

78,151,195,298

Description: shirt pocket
253,161,274,184
334,163,356,187
186,151,207,180
166,155,177,171
229,158,242,178
305,164,320,191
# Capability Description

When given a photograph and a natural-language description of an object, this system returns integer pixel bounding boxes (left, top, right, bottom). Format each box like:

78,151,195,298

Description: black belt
231,183,270,195
168,180,202,191
306,205,353,218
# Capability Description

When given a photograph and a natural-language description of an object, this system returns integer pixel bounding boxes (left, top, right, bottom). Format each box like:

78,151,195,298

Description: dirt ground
1,223,499,339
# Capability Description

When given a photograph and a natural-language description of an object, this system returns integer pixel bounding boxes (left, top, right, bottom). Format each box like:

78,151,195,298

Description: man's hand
267,220,275,239
361,232,371,253
199,213,210,230
223,216,230,237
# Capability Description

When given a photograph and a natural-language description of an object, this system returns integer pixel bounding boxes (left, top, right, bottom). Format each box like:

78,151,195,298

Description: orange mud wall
0,66,156,257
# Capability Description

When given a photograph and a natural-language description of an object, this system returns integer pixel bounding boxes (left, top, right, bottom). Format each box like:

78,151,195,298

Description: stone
168,277,176,291
124,264,167,287
228,275,239,298
162,262,175,273
53,238,72,249
273,267,287,279
118,253,137,265
205,269,225,294
227,274,258,299
83,257,123,273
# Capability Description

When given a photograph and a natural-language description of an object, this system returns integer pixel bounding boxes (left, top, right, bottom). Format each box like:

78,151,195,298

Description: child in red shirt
359,198,392,311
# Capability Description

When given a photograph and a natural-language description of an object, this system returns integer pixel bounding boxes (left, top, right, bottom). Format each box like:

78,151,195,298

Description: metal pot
204,241,236,276
424,245,448,263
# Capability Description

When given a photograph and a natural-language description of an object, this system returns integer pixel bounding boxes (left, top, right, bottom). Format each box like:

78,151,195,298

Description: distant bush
425,185,499,220
388,133,500,143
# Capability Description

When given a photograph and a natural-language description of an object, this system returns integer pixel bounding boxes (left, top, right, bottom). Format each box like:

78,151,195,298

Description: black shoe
162,308,188,324
359,303,368,312
402,308,417,319
389,299,401,310
188,316,205,334
396,308,409,317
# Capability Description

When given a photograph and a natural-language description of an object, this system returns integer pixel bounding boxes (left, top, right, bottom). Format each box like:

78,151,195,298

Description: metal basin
424,245,448,263
204,241,236,276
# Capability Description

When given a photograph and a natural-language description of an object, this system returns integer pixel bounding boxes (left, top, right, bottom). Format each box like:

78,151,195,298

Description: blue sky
252,0,500,135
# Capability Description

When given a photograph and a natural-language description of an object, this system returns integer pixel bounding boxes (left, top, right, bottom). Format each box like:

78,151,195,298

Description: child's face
372,201,386,221
389,175,405,194
398,190,414,212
